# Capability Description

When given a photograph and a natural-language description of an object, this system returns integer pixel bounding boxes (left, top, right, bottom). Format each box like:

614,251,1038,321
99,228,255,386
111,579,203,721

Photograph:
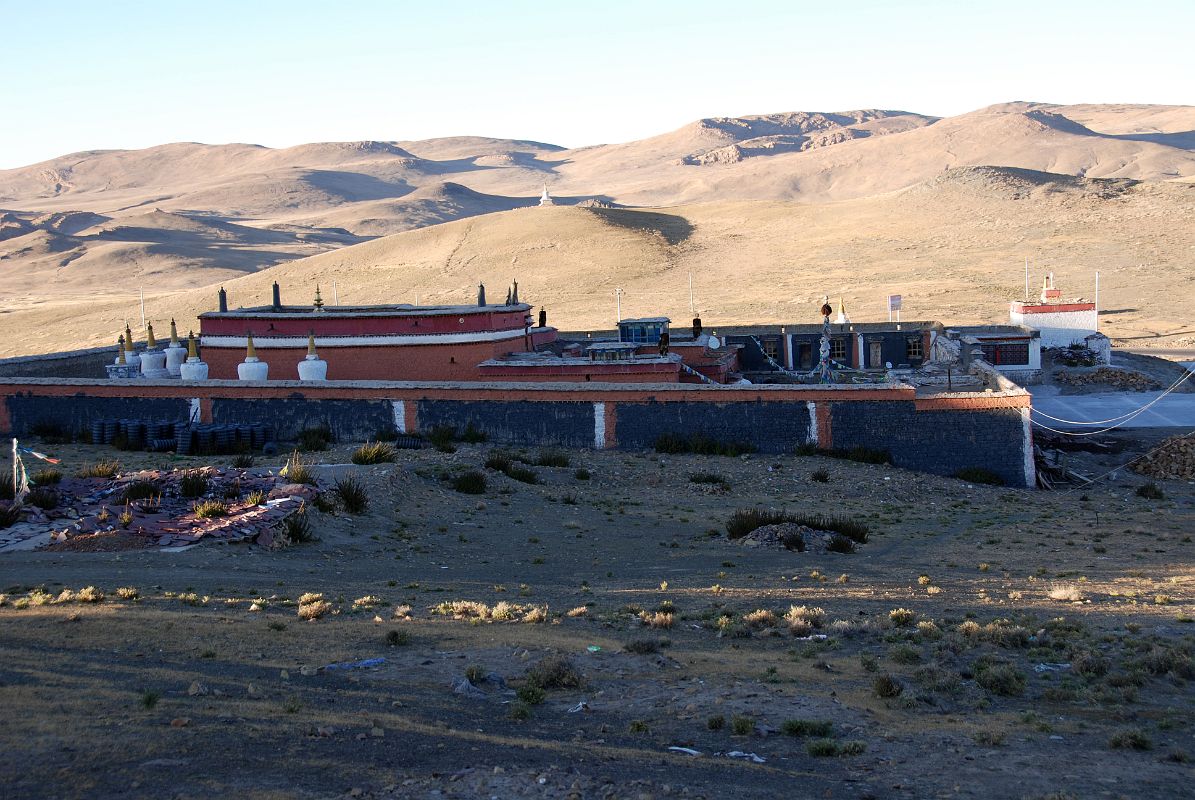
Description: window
761,338,779,361
980,341,1029,366
906,337,923,360
830,338,847,361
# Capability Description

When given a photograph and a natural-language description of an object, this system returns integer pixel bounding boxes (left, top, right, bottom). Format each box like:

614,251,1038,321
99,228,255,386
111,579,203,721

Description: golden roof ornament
169,318,180,347
186,332,198,360
313,285,325,311
124,324,135,351
245,332,257,359
307,332,317,357
145,322,158,350
117,336,126,364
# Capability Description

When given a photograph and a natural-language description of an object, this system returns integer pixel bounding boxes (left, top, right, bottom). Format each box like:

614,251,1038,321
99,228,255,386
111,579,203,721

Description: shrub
655,432,754,457
807,739,865,757
783,531,805,552
794,442,819,456
25,487,59,510
193,500,229,519
954,467,1005,486
505,465,538,484
351,441,396,465
333,477,368,514
975,662,1026,696
785,605,826,632
525,655,583,690
485,452,512,472
141,690,160,710
222,480,242,500
516,685,545,705
826,534,856,554
873,674,903,698
77,460,120,479
1136,482,1164,500
245,489,267,506
792,513,870,543
179,470,208,498
231,454,255,468
731,715,755,736
31,468,62,486
283,505,315,543
726,507,796,539
298,426,332,452
574,467,591,480
297,593,332,620
427,425,457,453
889,608,916,627
30,421,71,443
386,629,410,647
689,471,728,486
451,470,487,494
889,644,922,665
75,586,104,603
535,449,570,468
810,468,830,483
120,480,159,503
781,719,833,738
1109,728,1152,750
115,587,140,600
283,452,316,486
624,639,664,655
459,422,488,443
0,502,20,526
639,610,674,629
706,714,725,731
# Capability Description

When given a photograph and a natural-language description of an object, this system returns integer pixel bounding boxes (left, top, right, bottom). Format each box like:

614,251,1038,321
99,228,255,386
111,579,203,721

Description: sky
2,0,1192,168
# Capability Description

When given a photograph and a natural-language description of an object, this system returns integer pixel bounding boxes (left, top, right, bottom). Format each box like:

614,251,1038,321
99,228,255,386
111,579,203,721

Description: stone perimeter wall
0,378,1034,487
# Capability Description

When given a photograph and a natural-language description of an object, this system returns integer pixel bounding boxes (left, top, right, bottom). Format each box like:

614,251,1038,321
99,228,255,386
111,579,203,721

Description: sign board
887,295,902,312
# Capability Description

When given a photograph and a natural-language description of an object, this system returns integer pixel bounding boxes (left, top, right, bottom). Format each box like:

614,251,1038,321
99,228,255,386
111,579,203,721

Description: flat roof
199,303,531,319
618,317,671,324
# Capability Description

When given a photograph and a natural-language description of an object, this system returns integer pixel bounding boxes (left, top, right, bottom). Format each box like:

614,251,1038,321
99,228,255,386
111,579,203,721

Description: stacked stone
1132,435,1195,480
1054,368,1160,391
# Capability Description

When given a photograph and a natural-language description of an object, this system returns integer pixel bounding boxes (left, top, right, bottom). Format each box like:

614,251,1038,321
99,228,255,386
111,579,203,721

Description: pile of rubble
735,523,853,554
0,466,316,553
1132,434,1195,481
1054,367,1160,391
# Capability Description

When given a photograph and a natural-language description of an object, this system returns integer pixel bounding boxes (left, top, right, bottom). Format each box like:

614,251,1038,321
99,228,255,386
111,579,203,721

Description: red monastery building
196,284,736,383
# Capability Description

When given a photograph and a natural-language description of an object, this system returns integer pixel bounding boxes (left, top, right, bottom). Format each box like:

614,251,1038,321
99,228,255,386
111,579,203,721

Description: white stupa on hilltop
538,184,555,206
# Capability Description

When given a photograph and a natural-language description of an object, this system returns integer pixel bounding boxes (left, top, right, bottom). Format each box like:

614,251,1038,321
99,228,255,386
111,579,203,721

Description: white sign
887,295,902,312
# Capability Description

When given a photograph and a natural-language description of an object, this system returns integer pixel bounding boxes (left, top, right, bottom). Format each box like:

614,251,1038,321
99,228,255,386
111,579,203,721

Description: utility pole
615,288,624,322
1024,257,1030,301
1094,270,1100,329
688,273,695,317
140,287,146,329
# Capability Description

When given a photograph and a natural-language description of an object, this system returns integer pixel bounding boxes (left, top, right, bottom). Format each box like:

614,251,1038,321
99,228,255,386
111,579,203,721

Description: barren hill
3,165,1191,359
0,102,1193,357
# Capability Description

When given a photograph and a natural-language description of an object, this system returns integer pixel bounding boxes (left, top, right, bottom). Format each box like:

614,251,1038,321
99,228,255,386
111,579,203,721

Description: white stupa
237,332,269,381
538,184,555,206
296,333,328,381
179,332,209,381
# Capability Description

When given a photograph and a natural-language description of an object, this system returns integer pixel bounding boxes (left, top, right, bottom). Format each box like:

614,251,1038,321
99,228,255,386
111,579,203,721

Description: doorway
869,341,883,368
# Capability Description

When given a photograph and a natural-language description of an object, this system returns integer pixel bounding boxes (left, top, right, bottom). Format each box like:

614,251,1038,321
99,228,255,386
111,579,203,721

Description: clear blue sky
2,0,1191,168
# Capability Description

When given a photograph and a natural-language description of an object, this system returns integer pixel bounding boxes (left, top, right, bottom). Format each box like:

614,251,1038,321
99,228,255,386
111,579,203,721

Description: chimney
272,282,282,311
538,307,546,328
218,287,228,313
692,317,703,338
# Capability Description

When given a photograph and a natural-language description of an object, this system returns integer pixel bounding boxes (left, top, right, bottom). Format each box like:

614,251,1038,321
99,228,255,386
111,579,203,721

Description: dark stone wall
5,393,191,435
417,400,595,447
0,349,114,379
211,398,394,442
614,400,812,454
830,401,1028,486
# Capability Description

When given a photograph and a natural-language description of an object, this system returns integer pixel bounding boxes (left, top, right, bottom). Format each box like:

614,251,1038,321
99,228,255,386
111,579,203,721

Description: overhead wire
1059,428,1195,495
1030,367,1192,426
1029,366,1193,435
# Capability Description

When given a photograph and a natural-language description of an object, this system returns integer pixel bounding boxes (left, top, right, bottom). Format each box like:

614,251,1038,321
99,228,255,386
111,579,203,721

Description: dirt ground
1,434,1193,800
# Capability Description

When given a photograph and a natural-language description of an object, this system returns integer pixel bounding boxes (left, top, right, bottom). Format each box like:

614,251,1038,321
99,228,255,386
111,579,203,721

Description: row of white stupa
110,321,328,382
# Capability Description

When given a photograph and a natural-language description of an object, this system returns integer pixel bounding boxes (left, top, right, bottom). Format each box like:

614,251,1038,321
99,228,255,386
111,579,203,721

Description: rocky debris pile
736,523,848,554
0,466,317,553
1054,367,1160,391
1132,434,1195,480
